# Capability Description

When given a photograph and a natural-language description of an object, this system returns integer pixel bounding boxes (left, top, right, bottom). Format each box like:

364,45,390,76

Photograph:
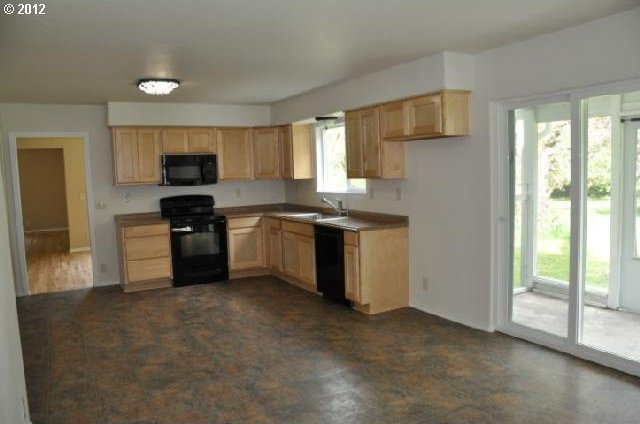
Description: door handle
171,226,193,233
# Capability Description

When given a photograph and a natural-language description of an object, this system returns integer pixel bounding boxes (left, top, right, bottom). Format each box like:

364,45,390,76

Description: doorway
500,87,640,374
14,137,93,294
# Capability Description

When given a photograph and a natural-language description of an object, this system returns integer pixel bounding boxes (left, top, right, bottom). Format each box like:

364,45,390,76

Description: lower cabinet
227,217,264,271
117,221,172,292
344,235,364,304
280,220,316,288
267,220,283,272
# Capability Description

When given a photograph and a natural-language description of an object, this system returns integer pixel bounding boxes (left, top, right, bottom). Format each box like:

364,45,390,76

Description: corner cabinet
345,108,405,179
380,90,470,141
227,216,264,270
112,127,162,185
280,124,314,180
217,128,254,180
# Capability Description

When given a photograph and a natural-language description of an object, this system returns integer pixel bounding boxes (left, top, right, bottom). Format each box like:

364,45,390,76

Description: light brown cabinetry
267,218,283,272
117,221,172,292
112,127,162,185
253,127,281,179
345,108,405,179
343,227,408,314
162,128,189,153
380,90,470,141
227,216,264,270
188,128,217,153
280,220,315,287
280,125,314,180
217,128,254,180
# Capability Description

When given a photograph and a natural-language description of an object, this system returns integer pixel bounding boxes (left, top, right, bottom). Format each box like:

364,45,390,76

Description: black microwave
160,154,217,186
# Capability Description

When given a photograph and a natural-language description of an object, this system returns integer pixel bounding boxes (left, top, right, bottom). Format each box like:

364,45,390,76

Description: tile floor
17,276,640,424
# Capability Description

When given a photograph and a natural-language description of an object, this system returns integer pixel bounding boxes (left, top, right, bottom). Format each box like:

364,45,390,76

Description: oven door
170,220,228,285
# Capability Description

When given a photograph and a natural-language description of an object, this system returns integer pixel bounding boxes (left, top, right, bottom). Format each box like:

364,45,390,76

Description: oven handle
171,226,193,233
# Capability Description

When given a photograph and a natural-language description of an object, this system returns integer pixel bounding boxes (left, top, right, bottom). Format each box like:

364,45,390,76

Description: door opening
15,137,93,294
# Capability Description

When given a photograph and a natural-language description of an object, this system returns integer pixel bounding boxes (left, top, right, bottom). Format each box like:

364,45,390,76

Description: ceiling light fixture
137,78,180,95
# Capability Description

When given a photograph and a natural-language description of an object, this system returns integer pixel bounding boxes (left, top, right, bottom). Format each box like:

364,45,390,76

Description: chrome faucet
321,197,348,216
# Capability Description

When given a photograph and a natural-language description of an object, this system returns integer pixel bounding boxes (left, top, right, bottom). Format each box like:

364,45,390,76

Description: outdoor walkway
513,291,640,361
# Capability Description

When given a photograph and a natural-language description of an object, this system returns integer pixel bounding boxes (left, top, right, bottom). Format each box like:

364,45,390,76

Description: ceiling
1,0,638,105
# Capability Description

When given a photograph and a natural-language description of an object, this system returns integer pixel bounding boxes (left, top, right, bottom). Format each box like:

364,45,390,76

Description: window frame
315,120,366,194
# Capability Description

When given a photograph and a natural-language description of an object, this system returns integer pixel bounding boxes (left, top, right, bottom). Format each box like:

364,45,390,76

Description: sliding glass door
505,88,640,370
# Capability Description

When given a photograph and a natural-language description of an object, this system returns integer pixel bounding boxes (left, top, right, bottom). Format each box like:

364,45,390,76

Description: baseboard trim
69,247,91,253
93,280,119,288
24,227,68,233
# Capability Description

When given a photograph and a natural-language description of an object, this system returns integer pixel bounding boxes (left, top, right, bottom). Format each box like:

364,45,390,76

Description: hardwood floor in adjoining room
24,230,93,294
18,276,640,424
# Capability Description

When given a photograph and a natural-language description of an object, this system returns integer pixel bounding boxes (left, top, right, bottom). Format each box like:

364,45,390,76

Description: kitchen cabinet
343,227,408,314
345,107,405,179
380,90,470,141
112,127,162,185
116,221,172,292
267,218,283,272
217,128,254,180
188,128,216,153
227,216,264,270
281,220,316,287
162,128,189,153
253,127,281,179
280,124,314,180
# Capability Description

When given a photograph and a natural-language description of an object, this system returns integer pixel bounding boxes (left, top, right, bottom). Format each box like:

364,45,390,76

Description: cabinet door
345,110,364,178
406,94,442,137
291,125,314,179
297,235,315,286
268,228,283,272
279,125,293,179
137,128,162,183
380,101,406,140
162,128,189,153
254,127,280,179
362,107,382,178
282,231,298,277
188,128,216,153
228,226,264,270
217,128,254,180
113,127,139,184
344,245,360,303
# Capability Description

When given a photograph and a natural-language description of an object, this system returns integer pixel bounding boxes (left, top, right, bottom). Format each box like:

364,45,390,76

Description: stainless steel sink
291,213,348,222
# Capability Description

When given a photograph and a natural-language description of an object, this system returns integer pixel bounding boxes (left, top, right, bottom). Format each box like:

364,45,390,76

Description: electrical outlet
95,201,108,209
395,187,402,201
422,277,429,291
100,263,108,273
235,187,242,198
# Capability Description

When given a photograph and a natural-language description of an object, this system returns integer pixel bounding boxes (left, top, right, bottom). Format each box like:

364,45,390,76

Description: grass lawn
514,198,610,291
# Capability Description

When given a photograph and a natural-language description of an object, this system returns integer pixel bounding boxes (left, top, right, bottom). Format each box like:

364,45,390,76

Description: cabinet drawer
228,216,262,229
344,231,359,246
281,220,314,237
124,223,168,238
124,235,170,261
126,257,171,283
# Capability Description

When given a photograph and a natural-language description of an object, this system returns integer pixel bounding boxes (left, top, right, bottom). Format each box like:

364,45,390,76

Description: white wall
107,102,271,126
274,7,640,330
0,153,29,423
0,103,286,290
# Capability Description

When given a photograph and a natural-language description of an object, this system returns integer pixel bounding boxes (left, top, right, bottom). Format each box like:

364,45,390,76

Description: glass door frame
493,79,640,378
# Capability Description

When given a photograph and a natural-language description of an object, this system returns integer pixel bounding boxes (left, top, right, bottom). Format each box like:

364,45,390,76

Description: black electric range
160,195,228,286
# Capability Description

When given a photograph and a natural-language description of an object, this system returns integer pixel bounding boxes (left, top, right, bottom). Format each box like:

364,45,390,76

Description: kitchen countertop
115,203,408,232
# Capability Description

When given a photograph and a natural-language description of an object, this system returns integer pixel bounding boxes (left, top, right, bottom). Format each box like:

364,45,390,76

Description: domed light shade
137,78,180,95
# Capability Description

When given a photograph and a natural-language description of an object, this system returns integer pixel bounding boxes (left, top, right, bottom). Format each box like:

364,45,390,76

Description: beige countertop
115,203,408,232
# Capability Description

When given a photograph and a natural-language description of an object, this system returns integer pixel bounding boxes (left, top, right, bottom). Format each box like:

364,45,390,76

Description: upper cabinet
217,128,254,180
280,124,314,180
380,90,470,141
253,127,280,179
345,108,405,179
162,127,216,153
112,127,161,185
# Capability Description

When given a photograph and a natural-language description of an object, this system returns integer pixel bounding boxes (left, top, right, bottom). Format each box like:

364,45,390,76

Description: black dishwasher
314,225,349,304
